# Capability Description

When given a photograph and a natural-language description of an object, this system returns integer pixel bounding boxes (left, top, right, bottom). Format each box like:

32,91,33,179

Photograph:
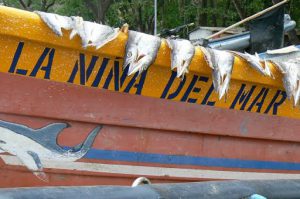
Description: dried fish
271,60,300,106
201,47,235,99
124,31,161,76
166,39,195,78
232,51,272,77
36,11,121,49
35,11,72,36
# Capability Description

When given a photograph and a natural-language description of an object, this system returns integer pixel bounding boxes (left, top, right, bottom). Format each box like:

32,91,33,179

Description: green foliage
289,0,300,31
106,0,155,32
1,0,57,12
1,0,300,33
55,0,93,21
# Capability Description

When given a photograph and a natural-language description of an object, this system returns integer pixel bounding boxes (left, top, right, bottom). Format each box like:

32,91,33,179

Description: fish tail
75,126,102,157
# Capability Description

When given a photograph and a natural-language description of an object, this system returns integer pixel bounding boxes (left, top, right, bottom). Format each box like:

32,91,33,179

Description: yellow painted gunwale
0,6,283,89
2,5,299,120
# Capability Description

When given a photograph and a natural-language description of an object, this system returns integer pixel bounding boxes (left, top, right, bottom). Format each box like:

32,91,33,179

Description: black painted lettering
181,75,198,102
16,69,28,75
264,90,287,115
247,88,269,112
67,53,99,85
9,42,24,73
188,76,209,103
201,83,215,106
103,60,120,90
29,48,55,79
160,71,177,99
167,76,186,99
230,84,256,110
123,73,139,93
134,70,148,95
91,58,110,87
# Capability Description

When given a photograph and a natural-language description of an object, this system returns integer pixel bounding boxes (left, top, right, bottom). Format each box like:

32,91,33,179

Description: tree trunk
84,0,113,24
200,0,208,26
18,0,55,11
210,0,218,26
222,0,231,27
231,0,246,20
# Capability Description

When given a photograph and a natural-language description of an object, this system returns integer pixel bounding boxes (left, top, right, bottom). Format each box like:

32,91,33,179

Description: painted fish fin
70,126,102,156
27,151,49,182
35,123,70,147
17,151,48,182
71,143,83,153
0,120,69,152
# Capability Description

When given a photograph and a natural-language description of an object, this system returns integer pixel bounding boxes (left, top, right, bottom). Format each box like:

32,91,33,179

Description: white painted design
2,155,300,180
0,121,101,181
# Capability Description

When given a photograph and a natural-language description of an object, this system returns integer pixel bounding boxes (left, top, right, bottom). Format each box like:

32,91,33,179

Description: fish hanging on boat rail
201,47,235,99
35,11,123,49
124,31,161,76
268,60,300,106
35,12,73,36
231,51,272,77
166,39,195,78
36,11,300,107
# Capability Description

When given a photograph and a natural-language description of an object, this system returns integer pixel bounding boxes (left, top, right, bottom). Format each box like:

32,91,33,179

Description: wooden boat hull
1,72,300,187
0,6,300,188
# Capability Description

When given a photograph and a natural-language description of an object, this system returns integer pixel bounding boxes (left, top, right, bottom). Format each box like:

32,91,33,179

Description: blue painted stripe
76,148,300,171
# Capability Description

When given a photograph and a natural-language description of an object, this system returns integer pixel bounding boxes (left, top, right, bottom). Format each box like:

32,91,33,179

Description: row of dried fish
36,12,300,105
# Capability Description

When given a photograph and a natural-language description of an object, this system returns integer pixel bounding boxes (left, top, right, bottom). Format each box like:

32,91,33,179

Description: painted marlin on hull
0,120,102,181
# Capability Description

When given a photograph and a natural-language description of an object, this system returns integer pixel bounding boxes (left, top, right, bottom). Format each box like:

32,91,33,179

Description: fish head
244,52,262,66
200,47,214,69
209,49,234,99
167,39,195,77
35,12,65,37
80,21,95,48
120,23,129,34
124,40,139,71
69,16,84,40
271,61,287,74
233,51,270,76
124,31,161,75
263,60,275,79
281,62,298,101
88,23,120,49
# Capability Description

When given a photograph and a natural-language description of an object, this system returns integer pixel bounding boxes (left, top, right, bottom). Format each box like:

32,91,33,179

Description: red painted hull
1,72,300,188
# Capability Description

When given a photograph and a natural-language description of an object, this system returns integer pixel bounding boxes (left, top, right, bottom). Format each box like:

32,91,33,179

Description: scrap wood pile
36,11,300,105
